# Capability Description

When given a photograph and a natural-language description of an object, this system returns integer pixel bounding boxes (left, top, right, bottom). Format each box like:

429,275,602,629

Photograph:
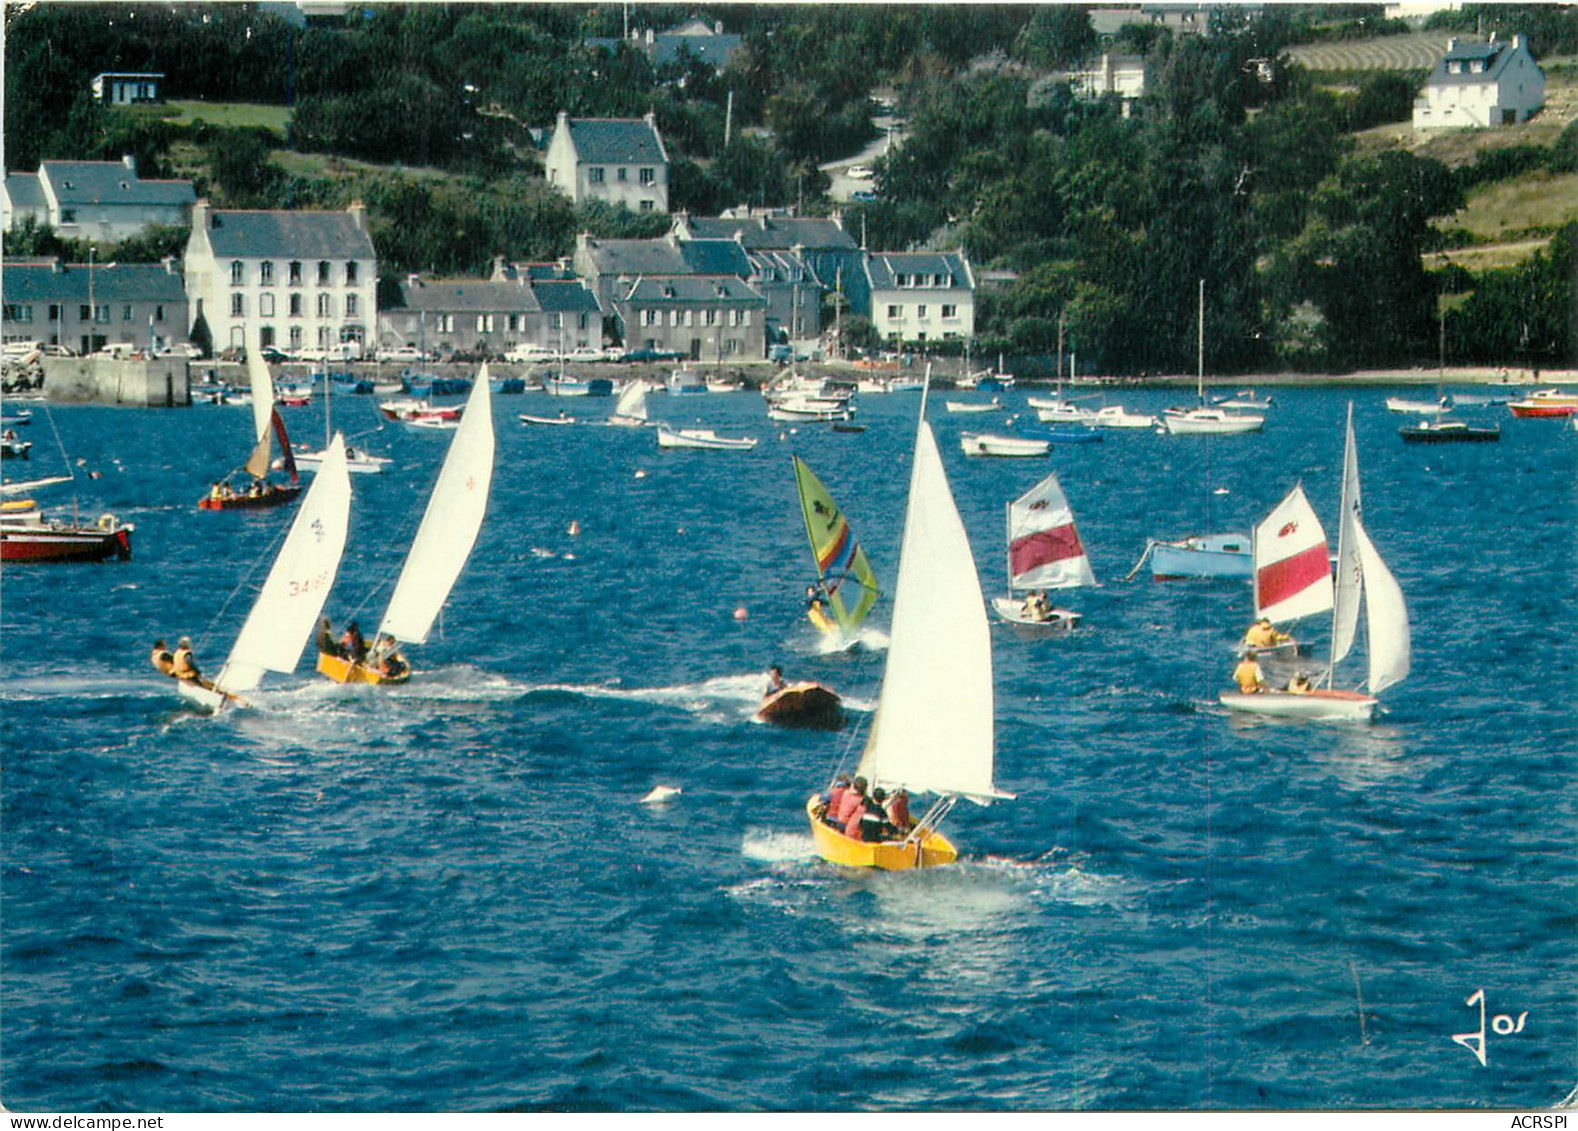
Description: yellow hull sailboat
805,379,1011,871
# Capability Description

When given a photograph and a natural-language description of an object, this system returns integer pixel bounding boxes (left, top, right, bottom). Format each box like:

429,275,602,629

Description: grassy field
164,100,291,136
269,149,463,185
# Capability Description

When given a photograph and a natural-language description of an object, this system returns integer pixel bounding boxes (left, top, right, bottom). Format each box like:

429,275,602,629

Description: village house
91,71,164,104
182,201,377,357
587,18,744,73
618,274,767,361
2,256,188,356
862,251,976,344
2,156,196,244
1413,34,1544,129
543,112,669,213
672,212,858,341
573,231,757,347
379,261,601,357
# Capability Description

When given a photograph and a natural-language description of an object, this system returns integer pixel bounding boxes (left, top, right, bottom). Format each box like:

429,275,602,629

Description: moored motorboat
0,498,133,562
945,400,1001,414
1091,405,1157,429
1399,419,1500,443
1385,396,1445,414
1128,533,1252,581
519,412,577,426
959,432,1048,457
1507,389,1578,418
656,426,757,450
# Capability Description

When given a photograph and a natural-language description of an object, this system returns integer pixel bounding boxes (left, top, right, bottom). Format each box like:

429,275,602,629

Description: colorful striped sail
792,456,879,635
1006,471,1095,590
1253,484,1333,623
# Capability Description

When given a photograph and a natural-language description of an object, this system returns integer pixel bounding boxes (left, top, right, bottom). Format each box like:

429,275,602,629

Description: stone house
618,275,767,361
2,256,188,356
3,155,195,244
182,201,377,356
380,263,601,357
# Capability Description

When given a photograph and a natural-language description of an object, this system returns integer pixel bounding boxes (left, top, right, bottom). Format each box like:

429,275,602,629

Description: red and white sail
1252,484,1332,623
1006,471,1095,591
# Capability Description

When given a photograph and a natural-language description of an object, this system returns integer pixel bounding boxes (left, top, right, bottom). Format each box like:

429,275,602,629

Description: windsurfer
150,639,175,677
1233,650,1266,694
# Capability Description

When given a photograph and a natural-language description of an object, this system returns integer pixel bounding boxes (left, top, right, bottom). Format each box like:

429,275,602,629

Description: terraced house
379,262,602,358
2,155,195,243
2,256,187,356
544,112,669,213
182,202,377,357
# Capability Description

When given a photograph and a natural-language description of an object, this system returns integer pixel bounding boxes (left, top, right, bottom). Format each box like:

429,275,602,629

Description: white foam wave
739,829,818,863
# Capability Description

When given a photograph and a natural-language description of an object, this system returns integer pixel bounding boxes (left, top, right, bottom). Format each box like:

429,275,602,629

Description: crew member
886,787,913,834
1244,617,1280,648
1233,650,1266,694
862,787,896,842
764,664,787,697
171,637,212,689
150,639,175,677
1287,671,1313,695
341,621,368,664
316,618,340,657
835,776,868,829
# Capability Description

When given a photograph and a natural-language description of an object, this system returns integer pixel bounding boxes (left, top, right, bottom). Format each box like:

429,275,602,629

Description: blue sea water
2,384,1574,1112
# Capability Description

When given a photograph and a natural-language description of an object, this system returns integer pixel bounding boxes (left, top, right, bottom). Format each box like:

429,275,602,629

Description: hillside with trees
5,2,1576,373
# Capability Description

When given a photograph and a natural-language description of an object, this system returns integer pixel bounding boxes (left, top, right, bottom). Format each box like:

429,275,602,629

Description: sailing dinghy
806,386,1012,870
177,435,352,712
198,350,302,510
606,379,650,427
1236,484,1332,663
1220,404,1409,722
318,371,495,685
990,470,1095,630
792,455,879,643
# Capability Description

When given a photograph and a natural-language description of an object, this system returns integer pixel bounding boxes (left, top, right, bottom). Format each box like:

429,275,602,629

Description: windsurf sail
792,455,879,635
1006,470,1095,591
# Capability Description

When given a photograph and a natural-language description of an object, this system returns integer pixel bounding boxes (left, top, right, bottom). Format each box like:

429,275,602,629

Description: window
705,310,717,326
289,294,302,317
260,261,274,285
231,294,245,317
259,325,275,347
640,167,655,186
436,314,454,333
579,313,589,331
942,304,957,319
260,294,275,317
317,294,332,318
318,261,331,284
934,274,945,286
155,305,165,322
80,305,92,321
728,309,739,327
289,261,302,286
551,313,563,330
669,311,680,327
289,326,303,349
508,314,519,332
48,304,61,321
895,274,907,287
345,295,358,317
60,209,77,223
887,304,900,319
231,260,245,285
618,167,628,182
639,200,654,213
345,262,358,285
95,305,109,324
317,326,332,348
123,305,134,322
3,304,31,323
917,305,927,319
684,310,694,327
588,167,605,184
476,314,493,333
741,310,751,326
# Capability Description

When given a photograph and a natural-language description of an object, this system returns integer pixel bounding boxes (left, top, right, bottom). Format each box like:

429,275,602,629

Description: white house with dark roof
2,156,195,243
671,213,851,340
91,72,164,104
1413,34,1544,129
2,256,188,356
619,275,766,360
182,201,377,356
544,112,669,213
863,251,976,344
587,18,744,73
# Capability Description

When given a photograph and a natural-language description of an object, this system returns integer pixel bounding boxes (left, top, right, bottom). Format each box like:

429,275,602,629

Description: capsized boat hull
1219,687,1377,722
991,596,1080,629
758,682,843,730
316,651,411,686
805,796,958,870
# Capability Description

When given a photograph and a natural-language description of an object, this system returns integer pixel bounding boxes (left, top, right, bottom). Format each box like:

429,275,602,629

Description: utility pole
724,90,733,149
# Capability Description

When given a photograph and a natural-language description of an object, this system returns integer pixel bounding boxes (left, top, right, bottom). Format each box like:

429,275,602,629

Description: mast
1004,499,1012,594
1196,278,1205,405
1327,402,1357,689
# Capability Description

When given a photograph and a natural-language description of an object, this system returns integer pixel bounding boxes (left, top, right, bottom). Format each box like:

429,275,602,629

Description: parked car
621,346,687,364
505,342,557,363
259,346,293,364
846,165,874,180
851,189,878,203
377,345,425,363
768,343,793,364
565,346,607,363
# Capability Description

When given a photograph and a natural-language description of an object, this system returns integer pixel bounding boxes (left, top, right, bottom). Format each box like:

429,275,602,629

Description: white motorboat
656,426,758,451
1091,405,1157,429
1385,396,1446,414
959,432,1049,458
945,400,1002,414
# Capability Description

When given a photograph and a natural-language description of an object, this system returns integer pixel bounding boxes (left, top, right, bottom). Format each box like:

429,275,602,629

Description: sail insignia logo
310,518,325,541
1028,500,1049,512
1279,521,1297,537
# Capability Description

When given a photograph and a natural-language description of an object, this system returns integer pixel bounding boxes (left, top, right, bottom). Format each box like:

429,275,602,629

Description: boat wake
738,829,819,864
811,624,890,656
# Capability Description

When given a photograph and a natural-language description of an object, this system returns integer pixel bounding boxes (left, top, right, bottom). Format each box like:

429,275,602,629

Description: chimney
162,255,178,275
715,20,723,35
407,273,421,289
491,255,507,280
1488,31,1497,46
645,28,654,47
192,198,211,232
1447,36,1459,51
121,153,136,174
1512,33,1525,50
349,201,367,231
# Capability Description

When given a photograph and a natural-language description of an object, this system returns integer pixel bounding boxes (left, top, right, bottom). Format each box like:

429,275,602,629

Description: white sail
1353,518,1410,694
613,380,647,422
858,419,1005,803
1330,405,1364,667
1007,471,1095,591
216,435,352,693
378,364,495,644
1253,484,1333,623
246,349,276,442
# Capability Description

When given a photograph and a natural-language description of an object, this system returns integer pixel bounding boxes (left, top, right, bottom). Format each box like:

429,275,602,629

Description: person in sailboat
834,775,868,829
1244,617,1283,649
861,787,898,842
821,774,852,824
149,639,175,677
1233,650,1266,694
1287,670,1312,695
1020,589,1051,621
316,617,342,658
341,621,368,665
885,787,913,834
764,664,787,697
370,633,409,681
170,637,214,690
